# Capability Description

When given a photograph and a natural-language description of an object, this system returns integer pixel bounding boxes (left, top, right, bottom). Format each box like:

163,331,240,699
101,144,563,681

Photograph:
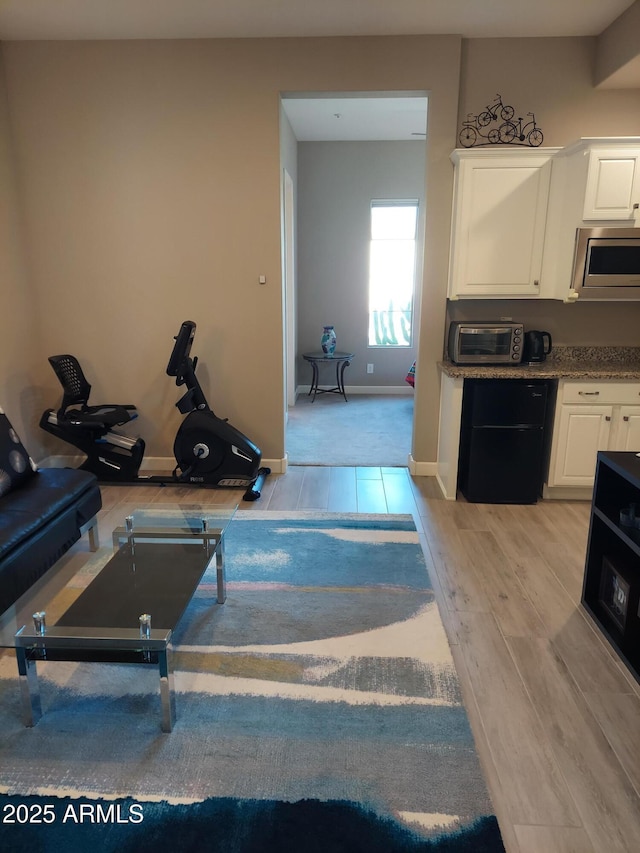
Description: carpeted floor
286,394,414,467
0,512,504,852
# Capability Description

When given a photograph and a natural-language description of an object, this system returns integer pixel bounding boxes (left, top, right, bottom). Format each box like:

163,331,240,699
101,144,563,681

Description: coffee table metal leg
159,648,176,733
16,648,42,727
216,539,226,604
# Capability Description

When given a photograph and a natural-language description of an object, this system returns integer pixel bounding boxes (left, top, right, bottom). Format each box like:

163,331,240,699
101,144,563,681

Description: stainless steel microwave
572,227,640,299
448,321,524,365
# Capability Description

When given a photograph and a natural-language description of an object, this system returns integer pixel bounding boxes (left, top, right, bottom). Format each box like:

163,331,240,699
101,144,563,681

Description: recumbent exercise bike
40,320,270,501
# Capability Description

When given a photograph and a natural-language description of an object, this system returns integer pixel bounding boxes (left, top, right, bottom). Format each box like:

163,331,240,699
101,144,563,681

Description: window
368,200,418,347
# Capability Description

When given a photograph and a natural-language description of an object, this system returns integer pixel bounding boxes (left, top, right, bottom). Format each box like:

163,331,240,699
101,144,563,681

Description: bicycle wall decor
458,94,544,148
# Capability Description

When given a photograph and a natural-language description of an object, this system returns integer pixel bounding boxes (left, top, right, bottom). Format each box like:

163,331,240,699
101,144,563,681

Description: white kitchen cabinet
583,148,640,221
547,381,640,491
548,405,613,487
539,138,640,302
448,149,558,298
617,406,640,451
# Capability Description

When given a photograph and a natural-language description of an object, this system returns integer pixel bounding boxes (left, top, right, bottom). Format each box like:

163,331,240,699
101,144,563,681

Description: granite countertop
438,346,640,380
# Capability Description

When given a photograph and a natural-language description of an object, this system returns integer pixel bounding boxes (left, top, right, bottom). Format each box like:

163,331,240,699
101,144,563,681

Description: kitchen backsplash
446,299,640,347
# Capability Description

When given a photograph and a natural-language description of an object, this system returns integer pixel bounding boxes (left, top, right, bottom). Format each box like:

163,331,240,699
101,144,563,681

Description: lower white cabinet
549,405,613,487
547,381,640,489
618,406,640,450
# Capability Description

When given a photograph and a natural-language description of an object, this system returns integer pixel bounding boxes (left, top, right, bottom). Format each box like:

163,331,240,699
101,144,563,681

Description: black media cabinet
582,451,640,683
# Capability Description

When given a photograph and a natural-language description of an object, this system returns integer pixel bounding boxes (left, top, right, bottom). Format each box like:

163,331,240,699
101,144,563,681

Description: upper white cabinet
542,139,640,301
447,140,640,302
544,139,640,228
582,147,640,221
448,149,559,299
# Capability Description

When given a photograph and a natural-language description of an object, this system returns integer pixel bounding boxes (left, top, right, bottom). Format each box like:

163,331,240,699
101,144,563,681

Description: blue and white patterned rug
0,512,505,852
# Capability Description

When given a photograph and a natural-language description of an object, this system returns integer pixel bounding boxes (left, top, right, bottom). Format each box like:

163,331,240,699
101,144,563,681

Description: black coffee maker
523,330,552,363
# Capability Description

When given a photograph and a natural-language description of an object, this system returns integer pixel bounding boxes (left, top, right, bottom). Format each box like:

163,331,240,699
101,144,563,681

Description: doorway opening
280,92,428,467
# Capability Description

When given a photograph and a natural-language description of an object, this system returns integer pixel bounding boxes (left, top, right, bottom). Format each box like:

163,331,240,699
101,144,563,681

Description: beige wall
459,38,640,145
595,0,640,87
2,36,462,466
3,39,287,462
0,45,48,457
447,300,640,352
0,35,639,470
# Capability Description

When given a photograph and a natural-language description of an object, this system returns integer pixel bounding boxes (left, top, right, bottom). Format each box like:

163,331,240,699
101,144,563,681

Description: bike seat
48,354,138,429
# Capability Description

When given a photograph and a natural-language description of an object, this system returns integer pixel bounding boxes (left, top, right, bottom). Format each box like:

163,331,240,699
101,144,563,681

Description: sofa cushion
0,468,100,560
0,407,37,497
0,467,102,614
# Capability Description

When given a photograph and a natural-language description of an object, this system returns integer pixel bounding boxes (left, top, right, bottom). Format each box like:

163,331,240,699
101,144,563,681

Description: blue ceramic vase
321,326,337,356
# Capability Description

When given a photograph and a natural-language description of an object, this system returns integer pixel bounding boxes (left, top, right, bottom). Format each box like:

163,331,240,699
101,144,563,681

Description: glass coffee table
0,504,236,733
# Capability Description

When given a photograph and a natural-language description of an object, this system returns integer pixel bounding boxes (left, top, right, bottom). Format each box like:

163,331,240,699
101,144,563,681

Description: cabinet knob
533,280,539,286
623,415,630,421
634,202,639,210
605,415,611,421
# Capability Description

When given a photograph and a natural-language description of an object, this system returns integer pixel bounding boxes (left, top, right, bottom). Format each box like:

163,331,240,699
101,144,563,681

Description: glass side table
302,352,354,402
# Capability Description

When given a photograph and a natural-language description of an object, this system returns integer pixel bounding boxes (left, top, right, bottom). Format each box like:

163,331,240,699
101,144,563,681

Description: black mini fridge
458,379,554,504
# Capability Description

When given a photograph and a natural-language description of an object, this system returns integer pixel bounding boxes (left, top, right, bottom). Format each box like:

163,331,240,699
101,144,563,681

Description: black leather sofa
0,407,102,615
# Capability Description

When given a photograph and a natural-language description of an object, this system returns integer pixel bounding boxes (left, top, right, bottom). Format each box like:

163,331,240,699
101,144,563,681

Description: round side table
302,352,354,402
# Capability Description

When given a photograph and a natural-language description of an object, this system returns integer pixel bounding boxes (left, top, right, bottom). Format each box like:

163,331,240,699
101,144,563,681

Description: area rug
0,512,505,852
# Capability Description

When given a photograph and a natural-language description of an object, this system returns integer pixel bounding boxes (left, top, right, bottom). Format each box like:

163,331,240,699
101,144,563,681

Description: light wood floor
51,468,640,851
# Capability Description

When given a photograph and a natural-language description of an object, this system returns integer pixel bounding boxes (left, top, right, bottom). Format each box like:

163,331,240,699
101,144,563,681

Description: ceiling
282,95,428,143
0,0,634,41
0,1,636,141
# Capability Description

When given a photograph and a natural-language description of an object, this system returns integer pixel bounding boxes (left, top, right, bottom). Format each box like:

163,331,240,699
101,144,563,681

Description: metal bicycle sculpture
459,94,544,148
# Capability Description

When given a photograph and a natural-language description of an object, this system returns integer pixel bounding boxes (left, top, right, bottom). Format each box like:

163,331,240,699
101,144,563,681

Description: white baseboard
136,456,286,474
38,454,288,476
408,455,438,477
140,455,173,472
542,484,593,501
435,473,456,500
37,454,84,469
38,454,178,472
296,385,413,398
263,457,287,474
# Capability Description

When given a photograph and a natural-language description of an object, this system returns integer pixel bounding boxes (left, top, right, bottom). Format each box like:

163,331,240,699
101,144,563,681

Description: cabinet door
449,154,552,297
615,406,640,451
549,405,613,487
583,149,640,220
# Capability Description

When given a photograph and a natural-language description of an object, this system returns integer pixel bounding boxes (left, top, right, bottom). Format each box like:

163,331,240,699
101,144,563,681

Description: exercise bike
40,320,270,501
